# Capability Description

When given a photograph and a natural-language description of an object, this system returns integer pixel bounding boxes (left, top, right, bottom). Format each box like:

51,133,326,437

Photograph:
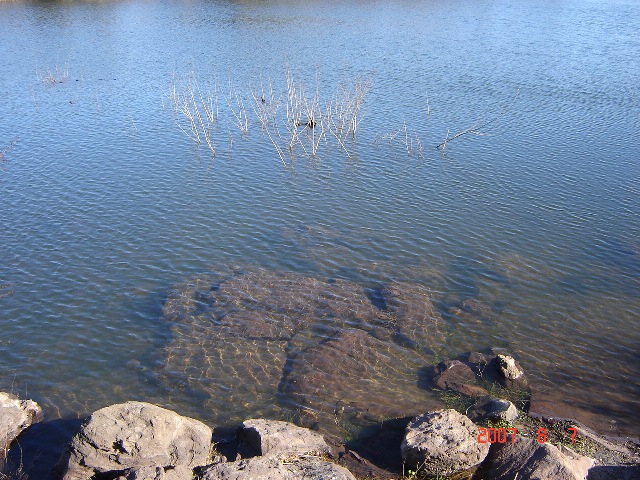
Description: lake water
1,0,639,443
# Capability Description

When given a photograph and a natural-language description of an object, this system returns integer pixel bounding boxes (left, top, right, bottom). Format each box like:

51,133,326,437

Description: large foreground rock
200,456,356,480
479,436,594,480
238,419,331,458
58,402,212,480
0,392,43,459
401,409,489,477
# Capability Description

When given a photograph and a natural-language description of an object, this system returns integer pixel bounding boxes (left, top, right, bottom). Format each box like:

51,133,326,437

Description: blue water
0,0,639,438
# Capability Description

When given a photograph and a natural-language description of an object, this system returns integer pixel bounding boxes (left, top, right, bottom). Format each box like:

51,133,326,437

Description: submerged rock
58,401,212,480
282,328,434,422
160,266,444,426
432,359,488,397
0,392,43,459
160,268,385,418
401,409,490,477
379,281,446,354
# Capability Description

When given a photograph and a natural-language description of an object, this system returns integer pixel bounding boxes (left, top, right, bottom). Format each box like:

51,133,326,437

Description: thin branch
436,88,520,150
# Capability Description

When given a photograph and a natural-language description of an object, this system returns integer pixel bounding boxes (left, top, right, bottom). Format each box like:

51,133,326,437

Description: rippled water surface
1,0,639,439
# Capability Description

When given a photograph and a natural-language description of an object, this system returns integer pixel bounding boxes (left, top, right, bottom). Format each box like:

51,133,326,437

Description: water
1,0,639,441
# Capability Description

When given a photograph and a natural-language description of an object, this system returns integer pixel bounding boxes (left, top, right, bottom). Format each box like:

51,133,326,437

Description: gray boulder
59,401,212,480
0,392,43,459
238,419,331,458
470,396,519,423
200,456,356,480
401,409,489,477
480,436,594,480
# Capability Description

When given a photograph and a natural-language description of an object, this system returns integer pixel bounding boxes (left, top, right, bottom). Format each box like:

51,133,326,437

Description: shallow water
0,0,639,439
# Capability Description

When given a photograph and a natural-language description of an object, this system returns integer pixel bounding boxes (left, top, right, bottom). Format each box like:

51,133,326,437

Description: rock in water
380,281,445,354
496,354,529,389
0,392,43,459
282,328,434,422
58,401,212,480
470,396,519,423
432,359,489,397
401,409,490,477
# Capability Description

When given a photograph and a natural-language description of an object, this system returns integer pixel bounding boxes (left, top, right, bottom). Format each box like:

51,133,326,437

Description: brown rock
283,329,435,422
380,281,445,354
433,360,477,389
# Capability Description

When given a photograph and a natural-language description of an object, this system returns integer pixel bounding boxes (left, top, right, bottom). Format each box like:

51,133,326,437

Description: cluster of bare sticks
37,62,69,85
169,69,517,163
436,88,520,150
168,69,371,164
169,72,218,155
0,139,17,171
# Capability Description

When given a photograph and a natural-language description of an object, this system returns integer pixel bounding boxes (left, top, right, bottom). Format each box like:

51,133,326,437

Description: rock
401,409,489,477
160,268,383,422
238,419,331,459
470,396,518,423
282,328,436,423
379,281,445,354
433,360,477,388
432,359,489,397
58,401,212,480
479,436,594,480
452,383,491,397
495,354,528,389
200,455,356,480
467,351,490,367
0,392,43,459
116,465,194,480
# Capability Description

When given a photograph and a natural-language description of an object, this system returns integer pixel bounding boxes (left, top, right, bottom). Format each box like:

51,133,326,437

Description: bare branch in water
0,139,18,170
436,88,520,150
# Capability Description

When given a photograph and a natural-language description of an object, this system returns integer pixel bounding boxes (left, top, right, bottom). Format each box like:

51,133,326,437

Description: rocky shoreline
2,355,639,480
